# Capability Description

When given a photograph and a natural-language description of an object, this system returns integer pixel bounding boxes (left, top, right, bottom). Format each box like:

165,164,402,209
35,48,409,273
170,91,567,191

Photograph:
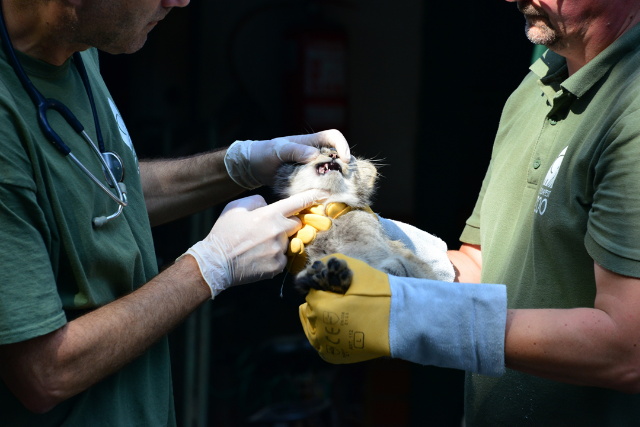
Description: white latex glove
224,129,351,189
377,216,456,282
184,189,327,299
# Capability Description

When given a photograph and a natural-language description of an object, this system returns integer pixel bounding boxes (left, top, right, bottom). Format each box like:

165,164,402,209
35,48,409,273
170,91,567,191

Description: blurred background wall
100,1,532,425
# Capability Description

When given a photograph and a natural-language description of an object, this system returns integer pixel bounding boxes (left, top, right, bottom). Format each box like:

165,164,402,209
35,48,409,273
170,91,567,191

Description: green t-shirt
0,48,175,426
460,23,640,427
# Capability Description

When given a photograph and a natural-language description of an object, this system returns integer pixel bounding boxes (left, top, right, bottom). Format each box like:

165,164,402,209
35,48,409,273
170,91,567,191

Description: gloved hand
299,254,393,363
224,129,350,190
299,254,507,376
183,189,327,299
287,204,333,274
378,216,456,282
286,202,376,274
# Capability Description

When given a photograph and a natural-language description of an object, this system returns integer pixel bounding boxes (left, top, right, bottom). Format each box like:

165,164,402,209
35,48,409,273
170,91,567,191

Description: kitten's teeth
316,161,341,175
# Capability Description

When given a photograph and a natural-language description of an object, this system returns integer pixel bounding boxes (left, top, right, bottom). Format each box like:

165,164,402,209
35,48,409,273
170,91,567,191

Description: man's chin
525,25,557,46
98,35,149,55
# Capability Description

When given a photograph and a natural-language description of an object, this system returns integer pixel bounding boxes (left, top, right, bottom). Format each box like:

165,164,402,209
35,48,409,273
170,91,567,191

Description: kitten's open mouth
316,161,342,175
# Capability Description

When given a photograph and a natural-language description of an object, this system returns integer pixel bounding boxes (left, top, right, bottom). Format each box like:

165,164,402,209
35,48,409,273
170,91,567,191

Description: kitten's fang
316,161,342,175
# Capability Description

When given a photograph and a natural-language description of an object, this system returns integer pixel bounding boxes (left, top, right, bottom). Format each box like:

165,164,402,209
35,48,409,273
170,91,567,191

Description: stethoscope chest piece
102,151,124,186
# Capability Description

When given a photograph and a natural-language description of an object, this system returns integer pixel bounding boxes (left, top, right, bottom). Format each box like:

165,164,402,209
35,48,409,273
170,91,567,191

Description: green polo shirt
0,47,175,426
460,23,640,426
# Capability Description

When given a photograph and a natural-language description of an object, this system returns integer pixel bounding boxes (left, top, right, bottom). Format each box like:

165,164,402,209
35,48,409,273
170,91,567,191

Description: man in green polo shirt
299,0,640,425
0,0,351,425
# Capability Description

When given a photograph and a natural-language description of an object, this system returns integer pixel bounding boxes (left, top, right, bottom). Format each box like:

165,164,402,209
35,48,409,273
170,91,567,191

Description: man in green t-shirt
299,0,640,425
0,0,351,425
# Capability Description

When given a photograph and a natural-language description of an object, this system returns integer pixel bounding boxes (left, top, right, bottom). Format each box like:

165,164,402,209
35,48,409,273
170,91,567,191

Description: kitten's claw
295,257,353,294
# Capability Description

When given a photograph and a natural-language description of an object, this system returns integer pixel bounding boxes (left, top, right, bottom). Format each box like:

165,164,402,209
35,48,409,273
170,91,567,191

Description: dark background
99,1,532,426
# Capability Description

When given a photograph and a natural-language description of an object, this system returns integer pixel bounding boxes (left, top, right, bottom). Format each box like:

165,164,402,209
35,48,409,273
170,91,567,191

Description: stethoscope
0,3,128,227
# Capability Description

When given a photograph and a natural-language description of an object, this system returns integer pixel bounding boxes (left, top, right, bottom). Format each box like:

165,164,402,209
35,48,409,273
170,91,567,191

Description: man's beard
518,1,559,46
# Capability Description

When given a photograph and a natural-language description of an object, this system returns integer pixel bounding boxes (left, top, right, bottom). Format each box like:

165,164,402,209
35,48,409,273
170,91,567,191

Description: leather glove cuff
389,276,507,377
377,216,455,282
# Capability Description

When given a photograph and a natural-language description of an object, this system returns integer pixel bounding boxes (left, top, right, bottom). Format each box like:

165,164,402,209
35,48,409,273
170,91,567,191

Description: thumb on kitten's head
271,137,319,164
275,129,351,163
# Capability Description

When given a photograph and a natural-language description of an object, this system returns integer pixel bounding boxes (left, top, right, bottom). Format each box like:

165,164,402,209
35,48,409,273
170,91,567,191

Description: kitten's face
274,147,378,207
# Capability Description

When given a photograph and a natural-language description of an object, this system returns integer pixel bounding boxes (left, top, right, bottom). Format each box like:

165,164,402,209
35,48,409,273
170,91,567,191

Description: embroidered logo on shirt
535,146,567,216
108,98,139,173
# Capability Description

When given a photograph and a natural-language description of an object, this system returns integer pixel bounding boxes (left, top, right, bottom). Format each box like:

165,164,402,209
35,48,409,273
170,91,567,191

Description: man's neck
2,0,84,65
558,7,640,75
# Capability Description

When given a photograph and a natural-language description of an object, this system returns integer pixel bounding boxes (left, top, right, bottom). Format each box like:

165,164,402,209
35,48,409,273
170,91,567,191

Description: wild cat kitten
273,147,443,294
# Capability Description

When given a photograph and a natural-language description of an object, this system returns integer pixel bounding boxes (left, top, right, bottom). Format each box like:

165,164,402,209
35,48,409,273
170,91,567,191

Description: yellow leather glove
298,254,391,364
287,203,376,274
287,204,333,273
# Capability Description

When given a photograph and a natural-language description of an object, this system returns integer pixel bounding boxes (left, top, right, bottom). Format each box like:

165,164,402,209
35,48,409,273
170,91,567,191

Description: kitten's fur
274,147,442,294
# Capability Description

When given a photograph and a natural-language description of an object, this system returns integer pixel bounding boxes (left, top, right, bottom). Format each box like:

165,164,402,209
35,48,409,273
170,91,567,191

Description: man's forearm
448,243,482,283
504,263,640,393
140,149,245,226
505,306,640,392
0,256,210,413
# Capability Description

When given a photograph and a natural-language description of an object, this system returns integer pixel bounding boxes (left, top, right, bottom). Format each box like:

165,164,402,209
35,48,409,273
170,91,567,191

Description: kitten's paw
294,257,353,294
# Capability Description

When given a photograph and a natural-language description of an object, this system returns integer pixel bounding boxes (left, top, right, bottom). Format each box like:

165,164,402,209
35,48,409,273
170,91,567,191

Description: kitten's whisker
280,253,299,298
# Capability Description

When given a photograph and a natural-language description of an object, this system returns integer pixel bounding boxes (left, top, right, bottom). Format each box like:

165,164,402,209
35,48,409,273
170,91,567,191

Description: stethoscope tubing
69,136,127,208
0,0,128,226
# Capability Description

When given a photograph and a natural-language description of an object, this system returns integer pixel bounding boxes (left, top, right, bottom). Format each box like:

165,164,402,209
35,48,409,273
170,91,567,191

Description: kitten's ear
358,160,378,188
